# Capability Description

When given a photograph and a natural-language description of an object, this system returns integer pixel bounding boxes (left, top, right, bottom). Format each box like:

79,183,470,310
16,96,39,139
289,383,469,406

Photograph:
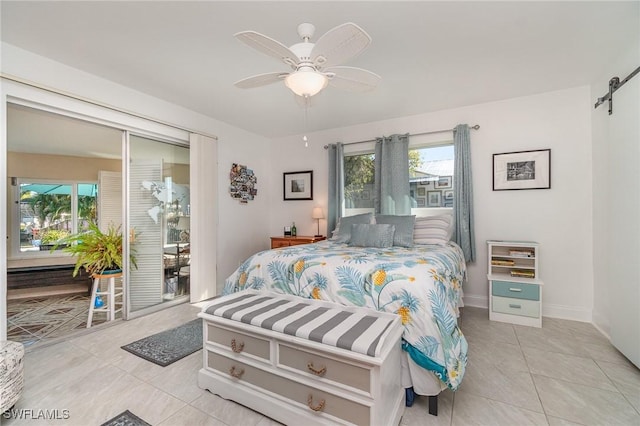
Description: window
410,144,454,209
344,153,374,210
343,143,454,215
18,180,98,254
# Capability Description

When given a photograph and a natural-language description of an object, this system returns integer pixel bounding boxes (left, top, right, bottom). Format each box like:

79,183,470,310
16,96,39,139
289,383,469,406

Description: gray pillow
349,224,396,248
331,213,374,243
375,215,416,247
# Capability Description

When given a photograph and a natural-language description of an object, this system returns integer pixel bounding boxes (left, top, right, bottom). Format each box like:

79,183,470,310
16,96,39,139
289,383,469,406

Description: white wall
591,38,640,365
271,86,594,322
1,43,272,300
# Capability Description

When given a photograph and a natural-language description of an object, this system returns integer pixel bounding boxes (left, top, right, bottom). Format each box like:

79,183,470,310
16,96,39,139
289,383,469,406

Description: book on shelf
491,259,516,266
509,249,534,258
510,269,535,278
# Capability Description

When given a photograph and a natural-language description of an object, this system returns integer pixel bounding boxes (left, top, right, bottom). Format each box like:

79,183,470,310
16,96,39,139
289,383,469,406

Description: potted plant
54,222,137,277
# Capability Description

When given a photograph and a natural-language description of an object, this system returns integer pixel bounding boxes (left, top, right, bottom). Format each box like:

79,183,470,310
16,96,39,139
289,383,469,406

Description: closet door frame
0,80,214,338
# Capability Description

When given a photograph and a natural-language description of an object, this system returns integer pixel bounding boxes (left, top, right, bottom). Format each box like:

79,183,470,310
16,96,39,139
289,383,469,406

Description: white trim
189,133,218,303
462,294,489,309
463,293,594,323
1,73,217,141
542,302,592,323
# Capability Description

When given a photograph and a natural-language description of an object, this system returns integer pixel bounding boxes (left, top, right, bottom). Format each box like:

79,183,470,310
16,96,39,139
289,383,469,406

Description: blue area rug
100,410,151,426
121,318,202,367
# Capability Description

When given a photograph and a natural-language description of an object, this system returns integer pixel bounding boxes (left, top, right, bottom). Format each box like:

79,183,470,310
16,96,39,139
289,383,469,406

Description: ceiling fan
233,22,381,98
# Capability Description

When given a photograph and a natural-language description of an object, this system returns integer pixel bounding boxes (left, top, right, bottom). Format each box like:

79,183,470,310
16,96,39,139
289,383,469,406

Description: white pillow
413,214,453,245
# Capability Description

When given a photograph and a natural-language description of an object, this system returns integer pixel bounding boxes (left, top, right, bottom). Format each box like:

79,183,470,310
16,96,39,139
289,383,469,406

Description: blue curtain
374,134,411,215
453,124,476,262
327,143,345,236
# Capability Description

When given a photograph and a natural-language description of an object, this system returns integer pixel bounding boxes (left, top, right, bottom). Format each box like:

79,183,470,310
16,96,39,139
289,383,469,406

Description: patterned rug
121,319,202,366
100,410,151,426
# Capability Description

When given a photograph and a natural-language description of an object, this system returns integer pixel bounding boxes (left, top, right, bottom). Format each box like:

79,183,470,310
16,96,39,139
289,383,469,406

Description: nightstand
487,240,542,327
270,235,326,249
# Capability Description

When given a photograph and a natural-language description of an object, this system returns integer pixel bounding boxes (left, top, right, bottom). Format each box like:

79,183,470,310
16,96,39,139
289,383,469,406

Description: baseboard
463,294,593,323
462,294,488,309
591,311,611,340
542,303,592,323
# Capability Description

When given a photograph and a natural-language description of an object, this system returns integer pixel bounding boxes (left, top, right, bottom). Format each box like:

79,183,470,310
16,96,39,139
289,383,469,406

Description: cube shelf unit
487,240,542,327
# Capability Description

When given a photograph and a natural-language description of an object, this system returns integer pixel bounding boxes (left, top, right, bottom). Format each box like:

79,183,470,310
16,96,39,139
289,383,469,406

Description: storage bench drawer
278,343,371,393
492,296,539,318
207,351,371,425
492,280,539,301
206,324,270,361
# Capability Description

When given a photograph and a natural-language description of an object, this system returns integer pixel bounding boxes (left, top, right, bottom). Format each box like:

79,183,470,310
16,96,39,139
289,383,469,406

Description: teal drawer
492,281,539,301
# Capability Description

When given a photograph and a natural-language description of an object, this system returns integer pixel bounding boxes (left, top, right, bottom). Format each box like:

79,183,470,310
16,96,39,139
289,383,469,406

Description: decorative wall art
229,163,258,204
436,176,452,189
283,170,313,201
427,190,442,207
493,149,551,190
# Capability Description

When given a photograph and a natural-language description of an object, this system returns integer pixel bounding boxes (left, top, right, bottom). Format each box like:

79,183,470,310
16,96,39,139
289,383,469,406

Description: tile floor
4,305,640,425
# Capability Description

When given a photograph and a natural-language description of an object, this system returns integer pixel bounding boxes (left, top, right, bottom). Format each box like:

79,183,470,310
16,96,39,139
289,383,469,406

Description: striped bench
198,290,404,425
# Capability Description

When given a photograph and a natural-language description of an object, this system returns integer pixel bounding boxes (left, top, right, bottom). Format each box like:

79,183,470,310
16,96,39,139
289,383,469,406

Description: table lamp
176,216,191,243
312,207,324,237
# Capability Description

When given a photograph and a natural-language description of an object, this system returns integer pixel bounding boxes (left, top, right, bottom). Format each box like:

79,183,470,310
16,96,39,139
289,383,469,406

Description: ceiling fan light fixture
284,69,328,97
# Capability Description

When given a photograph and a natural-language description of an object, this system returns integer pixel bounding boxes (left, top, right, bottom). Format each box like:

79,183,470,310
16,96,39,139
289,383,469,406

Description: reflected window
19,181,97,252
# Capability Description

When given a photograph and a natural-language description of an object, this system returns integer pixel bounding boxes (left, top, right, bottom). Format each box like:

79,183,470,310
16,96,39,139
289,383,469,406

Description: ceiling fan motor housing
297,23,316,41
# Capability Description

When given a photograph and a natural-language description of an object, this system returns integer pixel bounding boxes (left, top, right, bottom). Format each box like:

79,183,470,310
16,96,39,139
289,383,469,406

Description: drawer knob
307,394,326,412
230,339,244,353
229,366,244,379
509,304,522,309
509,288,522,292
307,362,327,376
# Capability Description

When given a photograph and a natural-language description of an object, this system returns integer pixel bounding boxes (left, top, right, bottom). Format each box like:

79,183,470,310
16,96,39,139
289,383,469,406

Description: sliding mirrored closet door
126,134,191,316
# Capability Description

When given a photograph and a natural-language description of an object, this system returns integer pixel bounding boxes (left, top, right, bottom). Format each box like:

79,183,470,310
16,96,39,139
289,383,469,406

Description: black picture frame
493,149,551,190
283,170,313,200
427,190,442,207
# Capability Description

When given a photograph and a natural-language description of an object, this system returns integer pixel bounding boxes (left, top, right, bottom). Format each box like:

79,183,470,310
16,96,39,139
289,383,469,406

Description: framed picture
493,149,551,190
427,190,442,207
283,170,313,200
416,187,426,197
436,176,452,189
444,190,453,200
416,197,426,207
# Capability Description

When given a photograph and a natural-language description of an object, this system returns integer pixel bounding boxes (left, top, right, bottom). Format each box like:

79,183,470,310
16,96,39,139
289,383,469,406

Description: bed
223,213,468,408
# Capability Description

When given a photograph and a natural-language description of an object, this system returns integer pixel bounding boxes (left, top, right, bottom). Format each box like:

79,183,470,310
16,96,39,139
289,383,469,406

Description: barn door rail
594,65,640,115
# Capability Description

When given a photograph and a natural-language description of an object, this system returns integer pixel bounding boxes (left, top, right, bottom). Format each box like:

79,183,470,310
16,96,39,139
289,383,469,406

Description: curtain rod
1,73,219,140
323,124,480,149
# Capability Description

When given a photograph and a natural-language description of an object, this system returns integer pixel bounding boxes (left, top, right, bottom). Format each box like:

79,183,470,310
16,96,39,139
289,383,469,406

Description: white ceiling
1,1,638,140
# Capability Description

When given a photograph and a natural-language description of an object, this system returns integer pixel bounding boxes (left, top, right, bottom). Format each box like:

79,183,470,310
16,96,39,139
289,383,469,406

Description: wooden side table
270,235,326,249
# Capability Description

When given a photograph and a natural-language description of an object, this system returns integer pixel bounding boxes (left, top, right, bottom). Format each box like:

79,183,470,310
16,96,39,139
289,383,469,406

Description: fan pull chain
303,95,310,147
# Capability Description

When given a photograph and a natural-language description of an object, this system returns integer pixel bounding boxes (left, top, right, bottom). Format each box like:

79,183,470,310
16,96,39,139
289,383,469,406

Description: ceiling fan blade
234,72,289,89
235,31,299,68
310,23,372,69
325,67,381,92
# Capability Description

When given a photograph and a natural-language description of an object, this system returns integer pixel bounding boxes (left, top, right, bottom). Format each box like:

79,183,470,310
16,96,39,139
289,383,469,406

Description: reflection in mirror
7,103,122,262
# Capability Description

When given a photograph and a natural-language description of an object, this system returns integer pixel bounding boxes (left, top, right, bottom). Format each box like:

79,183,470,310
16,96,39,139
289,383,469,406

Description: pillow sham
331,212,375,243
375,215,416,247
413,214,453,245
348,224,396,248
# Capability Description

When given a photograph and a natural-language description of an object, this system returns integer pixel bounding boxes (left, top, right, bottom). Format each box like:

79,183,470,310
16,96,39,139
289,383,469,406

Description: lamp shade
176,216,190,230
285,68,328,97
312,207,324,220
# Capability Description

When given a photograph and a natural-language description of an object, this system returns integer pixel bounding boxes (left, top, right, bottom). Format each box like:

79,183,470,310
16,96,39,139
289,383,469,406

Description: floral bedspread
223,240,468,390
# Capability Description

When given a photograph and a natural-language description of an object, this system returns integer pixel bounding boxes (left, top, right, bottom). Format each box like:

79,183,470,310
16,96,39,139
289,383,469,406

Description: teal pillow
349,224,396,248
332,213,374,243
375,215,416,247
